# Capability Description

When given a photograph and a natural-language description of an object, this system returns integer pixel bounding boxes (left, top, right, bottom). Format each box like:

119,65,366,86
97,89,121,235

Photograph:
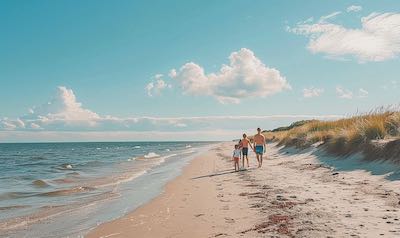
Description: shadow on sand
274,143,400,181
191,167,257,180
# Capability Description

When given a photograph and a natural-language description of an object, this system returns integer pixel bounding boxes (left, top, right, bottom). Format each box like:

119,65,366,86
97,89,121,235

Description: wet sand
87,142,400,238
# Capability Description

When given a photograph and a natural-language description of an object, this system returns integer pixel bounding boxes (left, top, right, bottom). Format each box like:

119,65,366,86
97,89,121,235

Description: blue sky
1,0,400,142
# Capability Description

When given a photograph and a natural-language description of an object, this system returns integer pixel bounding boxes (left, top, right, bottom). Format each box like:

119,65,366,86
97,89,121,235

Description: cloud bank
0,86,342,141
168,48,291,104
288,10,400,62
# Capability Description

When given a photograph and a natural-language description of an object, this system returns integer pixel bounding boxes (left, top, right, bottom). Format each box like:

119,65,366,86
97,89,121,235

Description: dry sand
87,142,400,238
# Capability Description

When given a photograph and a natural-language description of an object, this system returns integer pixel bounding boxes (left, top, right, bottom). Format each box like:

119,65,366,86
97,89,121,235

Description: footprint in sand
222,205,229,210
214,233,228,237
224,217,235,223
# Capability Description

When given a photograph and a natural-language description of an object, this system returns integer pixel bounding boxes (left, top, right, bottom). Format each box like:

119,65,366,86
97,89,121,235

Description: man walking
253,128,266,168
239,134,253,168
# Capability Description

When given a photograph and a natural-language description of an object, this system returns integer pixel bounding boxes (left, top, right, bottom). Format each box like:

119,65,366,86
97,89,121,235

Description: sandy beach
87,142,400,238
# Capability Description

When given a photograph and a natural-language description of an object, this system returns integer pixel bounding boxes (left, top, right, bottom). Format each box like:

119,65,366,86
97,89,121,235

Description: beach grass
264,108,400,158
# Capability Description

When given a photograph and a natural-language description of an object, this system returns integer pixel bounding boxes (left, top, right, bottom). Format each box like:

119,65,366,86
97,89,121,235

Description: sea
0,141,217,237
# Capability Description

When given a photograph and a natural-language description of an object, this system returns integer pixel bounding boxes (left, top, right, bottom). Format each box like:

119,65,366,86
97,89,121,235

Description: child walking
232,144,241,171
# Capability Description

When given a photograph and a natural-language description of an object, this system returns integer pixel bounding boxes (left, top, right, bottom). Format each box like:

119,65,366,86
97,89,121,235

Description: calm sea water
0,141,216,237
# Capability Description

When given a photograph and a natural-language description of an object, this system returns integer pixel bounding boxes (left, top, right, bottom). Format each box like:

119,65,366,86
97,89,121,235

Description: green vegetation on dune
264,110,400,161
263,120,317,133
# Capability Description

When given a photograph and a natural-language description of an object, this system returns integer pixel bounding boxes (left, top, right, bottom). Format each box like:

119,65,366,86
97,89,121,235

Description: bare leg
260,155,263,167
256,154,261,168
245,156,249,167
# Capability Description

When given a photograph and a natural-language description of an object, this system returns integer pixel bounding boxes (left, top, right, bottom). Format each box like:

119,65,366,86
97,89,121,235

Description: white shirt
233,149,241,158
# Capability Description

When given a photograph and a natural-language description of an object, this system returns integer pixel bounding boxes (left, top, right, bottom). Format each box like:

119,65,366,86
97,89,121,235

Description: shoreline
87,142,400,238
86,142,259,238
0,142,216,238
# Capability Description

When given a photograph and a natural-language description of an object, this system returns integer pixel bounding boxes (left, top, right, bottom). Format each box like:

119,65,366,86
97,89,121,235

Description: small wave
160,153,177,162
52,178,75,184
0,186,95,200
144,152,159,158
0,190,119,232
166,149,170,152
127,157,136,161
32,179,50,188
90,170,148,188
134,146,141,149
31,156,46,160
0,205,30,211
185,145,192,148
52,173,80,184
96,147,101,150
60,164,73,170
79,160,105,167
40,186,95,197
114,171,148,184
17,161,48,167
67,172,80,177
0,192,37,201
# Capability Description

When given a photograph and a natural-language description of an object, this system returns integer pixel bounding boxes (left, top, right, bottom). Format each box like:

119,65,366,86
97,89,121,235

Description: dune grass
264,109,400,156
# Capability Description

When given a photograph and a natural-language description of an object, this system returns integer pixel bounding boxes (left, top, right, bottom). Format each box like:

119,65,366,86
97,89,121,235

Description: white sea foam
144,152,159,158
88,169,150,189
134,146,141,149
185,145,192,148
60,164,73,169
158,154,177,163
127,157,136,161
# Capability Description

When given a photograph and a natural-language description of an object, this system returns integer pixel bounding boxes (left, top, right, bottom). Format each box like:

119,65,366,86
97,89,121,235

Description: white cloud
335,87,369,99
0,86,345,141
145,74,171,97
288,12,400,62
319,11,342,23
358,88,369,98
0,118,25,130
26,86,100,125
169,48,291,103
0,119,17,130
30,123,42,129
336,86,353,99
347,5,362,13
303,87,324,98
168,69,177,78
